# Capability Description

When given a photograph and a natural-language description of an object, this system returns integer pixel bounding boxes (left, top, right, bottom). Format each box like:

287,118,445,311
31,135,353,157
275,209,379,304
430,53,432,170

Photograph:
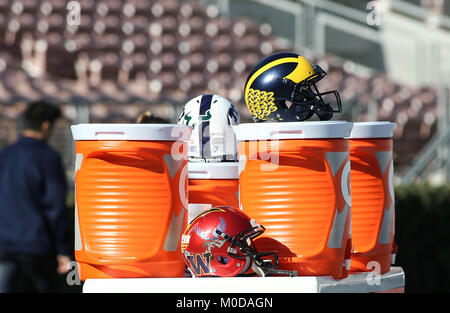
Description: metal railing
200,0,450,184
399,127,450,184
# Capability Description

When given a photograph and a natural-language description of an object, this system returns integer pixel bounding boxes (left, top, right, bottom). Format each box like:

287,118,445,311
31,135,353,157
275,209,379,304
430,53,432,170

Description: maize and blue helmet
244,52,342,122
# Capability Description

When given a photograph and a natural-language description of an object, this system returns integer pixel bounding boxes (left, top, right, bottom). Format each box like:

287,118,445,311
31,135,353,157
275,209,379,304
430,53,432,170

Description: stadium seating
0,0,440,173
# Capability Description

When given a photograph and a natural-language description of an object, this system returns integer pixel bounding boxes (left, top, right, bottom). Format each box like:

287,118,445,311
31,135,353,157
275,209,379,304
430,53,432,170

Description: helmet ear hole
217,256,230,264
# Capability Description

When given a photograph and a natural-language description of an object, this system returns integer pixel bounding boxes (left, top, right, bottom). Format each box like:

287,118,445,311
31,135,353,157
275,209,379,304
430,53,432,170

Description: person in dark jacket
0,101,71,293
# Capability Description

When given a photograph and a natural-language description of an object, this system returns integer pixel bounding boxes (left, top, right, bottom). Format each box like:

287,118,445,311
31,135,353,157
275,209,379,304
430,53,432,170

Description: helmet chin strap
251,256,298,278
310,103,334,121
215,228,298,277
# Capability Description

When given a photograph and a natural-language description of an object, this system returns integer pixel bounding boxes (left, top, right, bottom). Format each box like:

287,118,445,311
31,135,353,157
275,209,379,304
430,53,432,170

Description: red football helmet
181,206,297,277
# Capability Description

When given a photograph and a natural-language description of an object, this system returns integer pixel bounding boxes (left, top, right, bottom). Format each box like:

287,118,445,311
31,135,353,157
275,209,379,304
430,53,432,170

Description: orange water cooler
234,121,354,279
187,162,239,223
348,122,397,274
71,124,191,280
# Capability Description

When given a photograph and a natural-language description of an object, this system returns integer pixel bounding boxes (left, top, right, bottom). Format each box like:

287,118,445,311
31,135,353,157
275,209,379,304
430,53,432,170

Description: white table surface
82,266,405,293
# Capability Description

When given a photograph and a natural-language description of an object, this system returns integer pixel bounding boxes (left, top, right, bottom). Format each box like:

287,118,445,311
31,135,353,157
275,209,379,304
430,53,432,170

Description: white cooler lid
188,162,239,179
233,121,353,141
71,124,191,141
349,122,397,139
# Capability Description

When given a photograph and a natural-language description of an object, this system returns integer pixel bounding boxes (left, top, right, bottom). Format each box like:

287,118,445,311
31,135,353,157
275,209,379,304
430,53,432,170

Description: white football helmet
178,94,240,162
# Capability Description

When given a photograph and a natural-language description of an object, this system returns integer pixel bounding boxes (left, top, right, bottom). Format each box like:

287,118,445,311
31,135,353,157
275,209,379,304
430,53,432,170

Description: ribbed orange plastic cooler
187,162,239,223
234,121,353,279
349,122,397,274
71,124,190,280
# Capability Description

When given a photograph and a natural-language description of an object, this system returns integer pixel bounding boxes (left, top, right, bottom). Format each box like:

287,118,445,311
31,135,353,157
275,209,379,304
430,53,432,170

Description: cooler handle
269,129,303,139
85,149,163,164
93,131,127,140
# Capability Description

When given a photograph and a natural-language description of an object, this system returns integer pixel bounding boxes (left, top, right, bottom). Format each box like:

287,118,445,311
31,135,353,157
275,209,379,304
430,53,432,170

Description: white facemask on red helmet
181,206,297,277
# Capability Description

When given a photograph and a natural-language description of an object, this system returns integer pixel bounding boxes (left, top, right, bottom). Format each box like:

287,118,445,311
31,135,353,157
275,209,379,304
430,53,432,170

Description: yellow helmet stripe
284,56,315,83
245,57,299,102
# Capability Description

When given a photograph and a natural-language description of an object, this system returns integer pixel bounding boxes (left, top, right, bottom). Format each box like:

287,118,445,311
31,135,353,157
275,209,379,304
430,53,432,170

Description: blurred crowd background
0,0,449,292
